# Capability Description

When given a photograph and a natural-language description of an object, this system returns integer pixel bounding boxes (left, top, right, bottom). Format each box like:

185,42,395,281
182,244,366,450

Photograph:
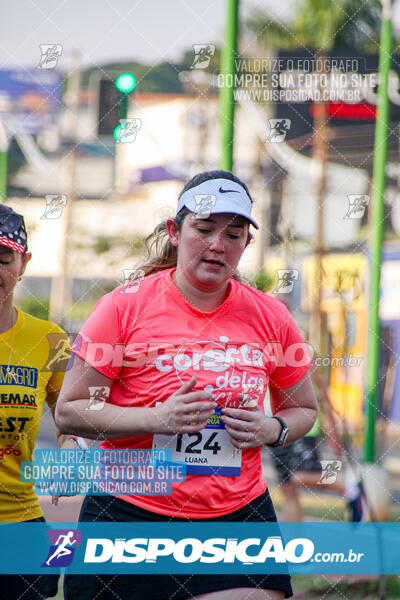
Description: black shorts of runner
271,437,322,486
0,517,59,600
64,490,293,600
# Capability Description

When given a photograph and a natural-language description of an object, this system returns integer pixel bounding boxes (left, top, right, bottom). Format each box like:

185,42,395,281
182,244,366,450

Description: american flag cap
0,205,28,254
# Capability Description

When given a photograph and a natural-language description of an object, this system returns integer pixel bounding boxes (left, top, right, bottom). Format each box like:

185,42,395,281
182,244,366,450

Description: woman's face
167,212,252,290
0,247,31,304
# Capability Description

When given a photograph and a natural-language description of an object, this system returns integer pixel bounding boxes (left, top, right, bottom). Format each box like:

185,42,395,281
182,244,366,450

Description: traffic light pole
95,72,136,138
119,93,129,121
114,73,136,140
365,0,392,463
114,92,129,141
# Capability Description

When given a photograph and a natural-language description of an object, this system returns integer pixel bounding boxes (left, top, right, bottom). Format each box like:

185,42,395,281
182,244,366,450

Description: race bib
152,409,241,476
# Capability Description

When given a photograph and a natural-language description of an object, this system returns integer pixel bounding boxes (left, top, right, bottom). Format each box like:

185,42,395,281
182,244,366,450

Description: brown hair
136,170,253,283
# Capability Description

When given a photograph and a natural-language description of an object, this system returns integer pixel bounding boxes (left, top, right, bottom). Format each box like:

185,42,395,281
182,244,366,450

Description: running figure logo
194,194,216,219
190,45,215,69
121,269,145,294
344,195,370,219
43,333,71,372
273,269,299,294
116,118,142,143
86,386,110,411
318,460,342,485
42,529,81,567
267,119,291,143
37,45,63,70
239,382,264,408
41,195,67,219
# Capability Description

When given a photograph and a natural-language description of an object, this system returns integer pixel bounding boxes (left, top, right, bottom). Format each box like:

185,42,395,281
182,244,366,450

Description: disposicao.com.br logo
84,536,338,565
0,523,381,575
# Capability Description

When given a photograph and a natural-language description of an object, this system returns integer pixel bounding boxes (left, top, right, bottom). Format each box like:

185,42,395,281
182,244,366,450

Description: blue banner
0,69,63,134
1,523,400,574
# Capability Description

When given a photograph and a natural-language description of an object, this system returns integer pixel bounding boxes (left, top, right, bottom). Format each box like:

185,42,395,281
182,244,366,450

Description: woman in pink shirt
57,170,317,600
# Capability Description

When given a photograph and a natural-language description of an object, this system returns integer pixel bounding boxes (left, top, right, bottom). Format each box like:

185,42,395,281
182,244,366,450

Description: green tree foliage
251,269,274,292
293,0,381,51
18,296,49,320
82,47,221,94
246,0,382,52
82,61,184,93
7,138,25,176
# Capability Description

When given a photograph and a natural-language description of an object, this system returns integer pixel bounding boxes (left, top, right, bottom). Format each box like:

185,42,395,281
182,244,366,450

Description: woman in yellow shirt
0,204,75,599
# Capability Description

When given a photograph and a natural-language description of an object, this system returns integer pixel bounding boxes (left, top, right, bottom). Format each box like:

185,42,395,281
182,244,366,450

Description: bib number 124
151,426,242,475
175,431,221,455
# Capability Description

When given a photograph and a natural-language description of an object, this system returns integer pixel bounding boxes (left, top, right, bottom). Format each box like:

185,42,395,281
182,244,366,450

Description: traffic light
115,73,136,94
96,73,136,137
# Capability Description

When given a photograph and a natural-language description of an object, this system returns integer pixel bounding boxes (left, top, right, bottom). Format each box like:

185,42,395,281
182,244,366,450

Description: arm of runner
221,372,318,449
46,391,90,506
55,356,217,440
45,334,77,449
45,391,86,448
268,371,318,443
310,366,343,456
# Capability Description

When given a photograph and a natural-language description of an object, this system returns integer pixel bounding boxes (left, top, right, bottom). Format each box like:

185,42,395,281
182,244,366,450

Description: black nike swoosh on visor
219,187,240,194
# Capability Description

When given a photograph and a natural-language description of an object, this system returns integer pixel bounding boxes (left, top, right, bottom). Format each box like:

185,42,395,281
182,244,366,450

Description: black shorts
64,491,293,600
0,517,59,600
271,437,322,485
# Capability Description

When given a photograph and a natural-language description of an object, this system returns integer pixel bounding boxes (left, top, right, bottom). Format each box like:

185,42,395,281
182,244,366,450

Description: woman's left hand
221,403,280,449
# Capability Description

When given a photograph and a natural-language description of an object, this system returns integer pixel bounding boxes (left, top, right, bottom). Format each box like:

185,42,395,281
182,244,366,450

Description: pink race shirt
72,267,310,518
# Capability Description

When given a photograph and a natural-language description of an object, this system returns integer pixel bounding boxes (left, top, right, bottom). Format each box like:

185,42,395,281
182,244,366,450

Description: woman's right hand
152,376,217,435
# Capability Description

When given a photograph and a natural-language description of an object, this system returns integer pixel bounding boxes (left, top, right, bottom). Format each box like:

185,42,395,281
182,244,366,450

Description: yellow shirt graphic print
0,308,69,522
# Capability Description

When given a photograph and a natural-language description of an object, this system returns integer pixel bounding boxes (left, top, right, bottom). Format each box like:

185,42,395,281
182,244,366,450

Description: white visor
176,177,259,229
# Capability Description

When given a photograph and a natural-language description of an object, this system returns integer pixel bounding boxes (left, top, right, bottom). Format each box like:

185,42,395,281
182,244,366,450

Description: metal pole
310,57,329,355
49,49,81,325
220,0,239,171
365,0,392,463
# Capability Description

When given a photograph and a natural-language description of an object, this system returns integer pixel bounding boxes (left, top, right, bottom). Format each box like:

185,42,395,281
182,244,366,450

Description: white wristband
70,436,88,449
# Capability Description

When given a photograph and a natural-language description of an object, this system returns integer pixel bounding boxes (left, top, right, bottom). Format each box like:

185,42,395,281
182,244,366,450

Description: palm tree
245,0,382,52
245,0,382,354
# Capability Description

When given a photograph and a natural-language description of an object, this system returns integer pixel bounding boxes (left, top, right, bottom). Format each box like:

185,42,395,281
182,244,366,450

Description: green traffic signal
115,73,136,94
113,124,122,141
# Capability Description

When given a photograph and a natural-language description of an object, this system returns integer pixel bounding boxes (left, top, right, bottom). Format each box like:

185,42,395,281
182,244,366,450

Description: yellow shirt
0,308,70,522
